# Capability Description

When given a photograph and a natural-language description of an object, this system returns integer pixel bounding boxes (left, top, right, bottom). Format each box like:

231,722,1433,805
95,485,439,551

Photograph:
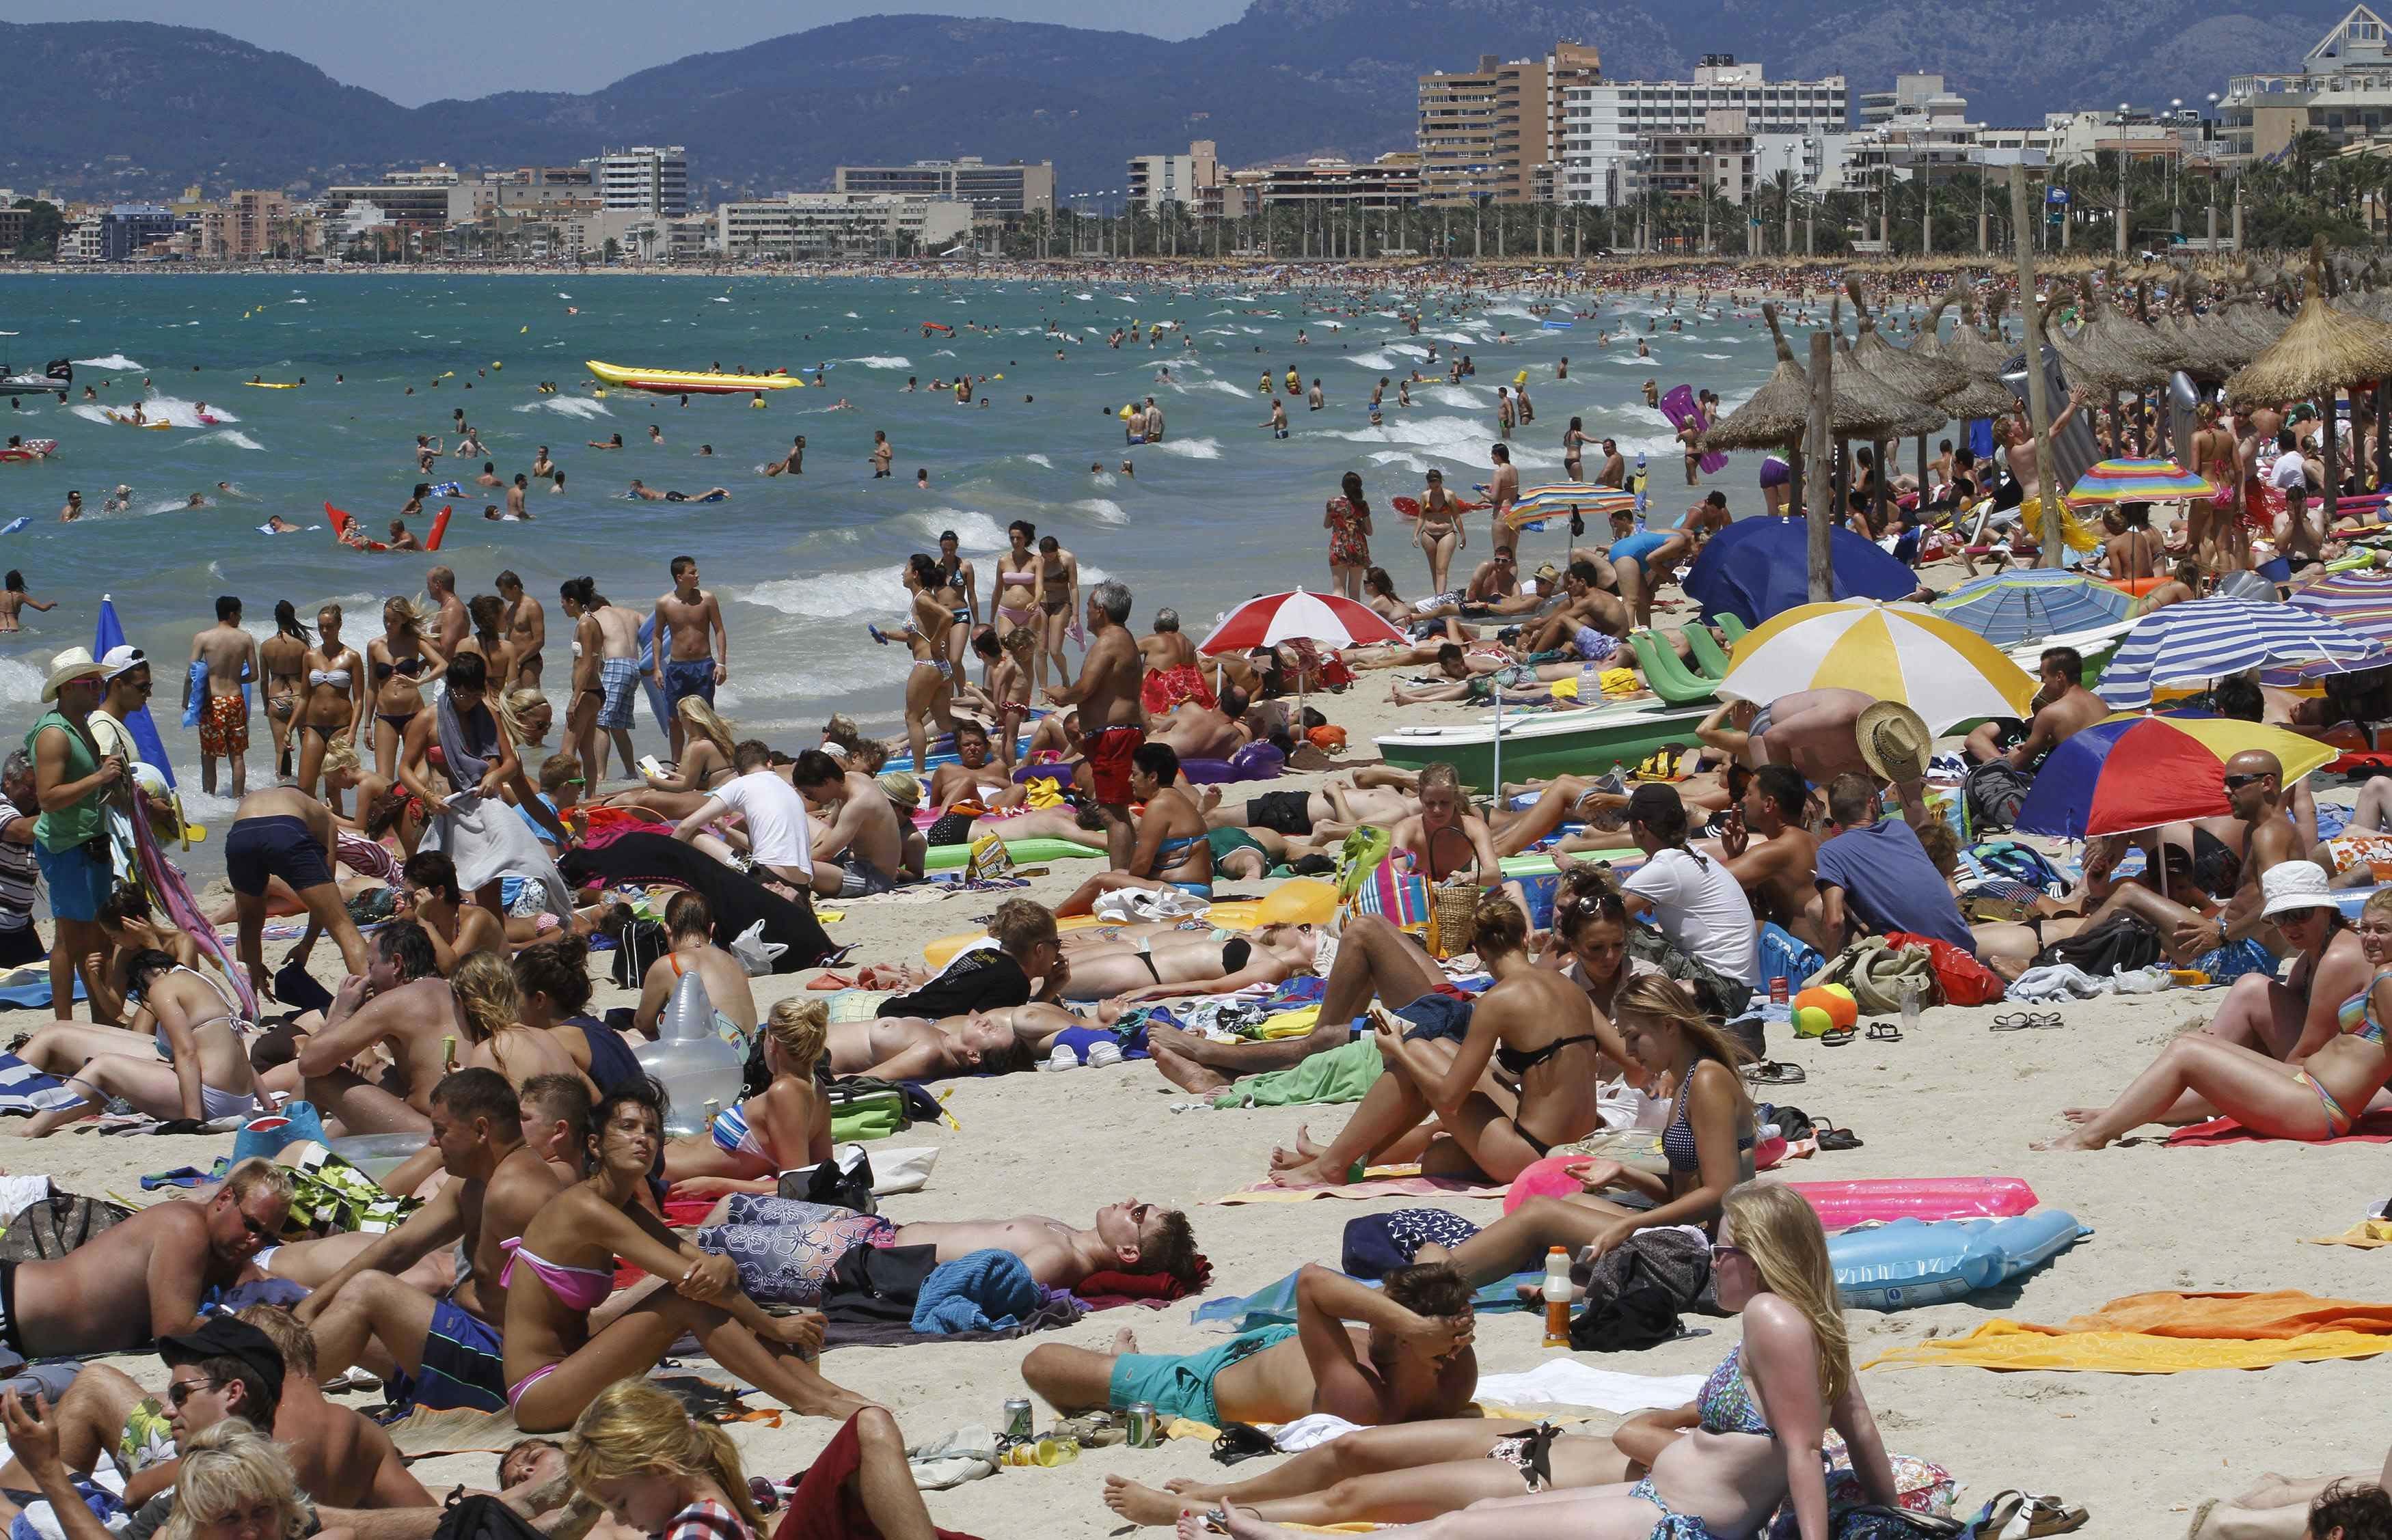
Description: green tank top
24,710,105,851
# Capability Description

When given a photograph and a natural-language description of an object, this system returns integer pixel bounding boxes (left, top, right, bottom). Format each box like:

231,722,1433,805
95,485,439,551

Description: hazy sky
18,0,1246,105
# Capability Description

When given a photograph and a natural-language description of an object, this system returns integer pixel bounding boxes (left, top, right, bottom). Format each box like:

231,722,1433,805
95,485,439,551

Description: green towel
830,1092,905,1142
1212,1036,1382,1109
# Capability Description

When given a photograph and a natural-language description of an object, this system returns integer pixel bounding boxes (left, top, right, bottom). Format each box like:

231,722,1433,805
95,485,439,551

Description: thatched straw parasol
1701,303,1815,452
2225,244,2392,520
1827,297,1945,438
1844,278,1972,402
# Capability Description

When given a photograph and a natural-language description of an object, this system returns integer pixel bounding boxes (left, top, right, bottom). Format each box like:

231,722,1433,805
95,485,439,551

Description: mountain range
0,3,2354,203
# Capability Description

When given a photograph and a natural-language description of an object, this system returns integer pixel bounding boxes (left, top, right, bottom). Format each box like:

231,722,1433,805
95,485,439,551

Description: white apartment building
1127,141,1219,212
1560,59,1847,206
1842,75,1985,186
718,194,973,256
593,146,690,217
2220,5,2392,163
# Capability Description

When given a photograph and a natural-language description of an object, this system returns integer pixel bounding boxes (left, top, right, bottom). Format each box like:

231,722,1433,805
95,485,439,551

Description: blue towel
0,971,84,1010
180,660,208,729
912,1248,1043,1335
0,1051,68,1114
1757,922,1825,991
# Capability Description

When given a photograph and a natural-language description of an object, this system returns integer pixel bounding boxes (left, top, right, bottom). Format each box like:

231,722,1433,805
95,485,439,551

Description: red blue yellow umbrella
2066,458,2217,505
2011,711,2336,838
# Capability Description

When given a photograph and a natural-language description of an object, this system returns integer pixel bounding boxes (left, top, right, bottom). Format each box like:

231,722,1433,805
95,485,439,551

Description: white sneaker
1085,1041,1124,1069
1041,1044,1080,1073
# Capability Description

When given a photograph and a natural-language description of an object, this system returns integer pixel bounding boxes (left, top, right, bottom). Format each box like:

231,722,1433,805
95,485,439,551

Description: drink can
1002,1397,1033,1442
1126,1401,1159,1448
1769,976,1790,1006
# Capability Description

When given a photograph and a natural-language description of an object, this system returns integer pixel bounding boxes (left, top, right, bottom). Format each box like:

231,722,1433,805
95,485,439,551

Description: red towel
1075,1252,1212,1308
1141,664,1217,716
774,1413,983,1540
2169,1109,2392,1146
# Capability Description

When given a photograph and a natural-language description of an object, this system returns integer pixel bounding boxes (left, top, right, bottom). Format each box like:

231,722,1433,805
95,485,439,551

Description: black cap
157,1317,284,1414
1624,783,1683,827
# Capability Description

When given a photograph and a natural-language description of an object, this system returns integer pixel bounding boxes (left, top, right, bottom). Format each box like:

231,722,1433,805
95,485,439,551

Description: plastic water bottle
634,971,745,1139
1542,1247,1573,1347
1899,982,1922,1036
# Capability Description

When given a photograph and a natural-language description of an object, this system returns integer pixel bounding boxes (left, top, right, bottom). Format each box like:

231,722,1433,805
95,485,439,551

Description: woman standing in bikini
258,601,310,784
994,519,1044,686
880,555,957,777
457,595,519,696
293,604,362,806
1270,892,1605,1187
499,1080,872,1434
367,597,444,780
1413,469,1465,598
1036,534,1081,685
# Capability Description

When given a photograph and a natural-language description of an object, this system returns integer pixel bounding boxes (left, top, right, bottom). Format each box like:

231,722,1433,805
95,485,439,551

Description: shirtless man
1989,388,2088,549
1487,444,1519,552
1966,646,2108,769
1139,608,1199,674
788,748,907,898
1700,689,1877,785
185,596,259,798
1147,698,1249,761
2076,750,2305,965
0,1159,289,1358
1391,762,1500,886
871,430,893,478
1021,1262,1475,1431
272,921,463,1136
1512,560,1628,660
763,435,804,477
495,569,545,688
296,1069,566,1413
474,461,503,490
505,474,529,521
531,447,556,479
653,556,728,758
926,720,1014,814
1596,437,1627,489
1202,778,1417,851
1720,763,1827,948
226,785,372,998
1044,581,1147,869
2102,502,2161,581
425,566,470,660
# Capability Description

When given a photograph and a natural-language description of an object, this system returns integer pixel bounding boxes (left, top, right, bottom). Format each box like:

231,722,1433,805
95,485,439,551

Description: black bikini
1495,1033,1604,1076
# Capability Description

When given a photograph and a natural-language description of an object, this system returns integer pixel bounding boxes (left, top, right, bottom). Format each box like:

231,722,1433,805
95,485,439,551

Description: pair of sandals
1992,1010,2066,1032
1801,1490,2087,1539
1819,1021,1905,1047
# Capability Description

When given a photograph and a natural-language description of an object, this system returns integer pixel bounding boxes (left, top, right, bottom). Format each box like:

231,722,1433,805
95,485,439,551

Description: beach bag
1805,937,1938,1017
779,1144,876,1216
1626,926,1754,1020
2032,910,2162,976
0,1194,131,1264
1885,933,2006,1008
1963,761,2034,835
1426,883,1479,959
608,918,670,990
1568,1233,1707,1352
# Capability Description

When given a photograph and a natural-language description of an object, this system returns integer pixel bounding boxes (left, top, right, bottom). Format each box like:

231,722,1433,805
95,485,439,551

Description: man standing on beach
653,556,728,759
496,570,544,689
1045,580,1146,870
186,598,258,798
871,430,893,479
425,567,469,659
1488,445,1519,556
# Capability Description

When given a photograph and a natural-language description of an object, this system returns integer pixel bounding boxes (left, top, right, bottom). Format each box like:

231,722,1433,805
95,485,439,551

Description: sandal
1867,1021,1904,1042
1816,1123,1864,1151
1820,1026,1856,1047
1979,1491,2090,1538
1991,1010,2063,1031
1743,1060,1808,1085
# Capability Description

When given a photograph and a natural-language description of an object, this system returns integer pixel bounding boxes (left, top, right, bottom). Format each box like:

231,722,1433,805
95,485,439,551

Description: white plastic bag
729,918,785,977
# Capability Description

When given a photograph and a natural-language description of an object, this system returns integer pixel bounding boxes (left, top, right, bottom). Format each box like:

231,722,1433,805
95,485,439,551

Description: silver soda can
1003,1397,1034,1442
1126,1401,1160,1448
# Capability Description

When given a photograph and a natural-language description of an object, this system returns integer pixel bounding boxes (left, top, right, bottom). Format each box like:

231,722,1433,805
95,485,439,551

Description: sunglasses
2222,772,2272,790
1711,1240,1750,1267
166,1378,222,1408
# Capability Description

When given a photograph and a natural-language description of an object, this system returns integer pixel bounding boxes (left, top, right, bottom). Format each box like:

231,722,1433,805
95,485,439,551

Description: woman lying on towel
826,1002,1081,1080
662,999,833,1192
1268,892,1606,1187
1062,920,1322,1004
1139,1183,1903,1540
2039,883,2392,1150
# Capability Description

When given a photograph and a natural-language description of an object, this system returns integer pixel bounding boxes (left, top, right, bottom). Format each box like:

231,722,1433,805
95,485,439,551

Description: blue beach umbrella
2095,598,2385,709
1680,516,1916,629
1929,570,2136,648
94,594,173,787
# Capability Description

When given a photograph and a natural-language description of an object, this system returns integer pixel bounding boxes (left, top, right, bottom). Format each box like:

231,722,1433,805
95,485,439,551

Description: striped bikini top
2336,969,2392,1047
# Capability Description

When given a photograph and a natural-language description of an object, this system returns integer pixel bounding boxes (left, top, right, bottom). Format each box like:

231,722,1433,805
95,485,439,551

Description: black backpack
2031,910,2162,975
432,1494,548,1540
1568,1240,1705,1353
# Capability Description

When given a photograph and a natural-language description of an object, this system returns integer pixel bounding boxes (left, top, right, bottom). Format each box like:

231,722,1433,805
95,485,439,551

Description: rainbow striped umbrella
1716,601,2038,732
2013,712,2337,838
2286,571,2392,642
2066,457,2218,505
1501,486,1638,532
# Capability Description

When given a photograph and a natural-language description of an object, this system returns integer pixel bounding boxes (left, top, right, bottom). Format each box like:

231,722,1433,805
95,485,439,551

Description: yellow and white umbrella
1717,601,2038,732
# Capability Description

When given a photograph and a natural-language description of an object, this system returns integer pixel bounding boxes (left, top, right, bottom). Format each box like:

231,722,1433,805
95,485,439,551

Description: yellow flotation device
1119,404,1134,420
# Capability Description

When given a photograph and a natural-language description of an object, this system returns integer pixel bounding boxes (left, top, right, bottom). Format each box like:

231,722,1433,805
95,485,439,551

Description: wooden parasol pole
1806,332,1835,601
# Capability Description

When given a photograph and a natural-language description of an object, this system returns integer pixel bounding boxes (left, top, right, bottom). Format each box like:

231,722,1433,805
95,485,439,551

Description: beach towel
0,972,84,1012
774,1412,985,1540
378,1371,775,1454
1470,1360,1711,1414
2169,1110,2392,1146
0,1051,75,1114
1212,1164,1508,1205
1075,1252,1212,1310
1211,1038,1383,1110
562,834,834,972
1866,1290,2392,1373
2304,1215,2392,1249
911,1249,1043,1335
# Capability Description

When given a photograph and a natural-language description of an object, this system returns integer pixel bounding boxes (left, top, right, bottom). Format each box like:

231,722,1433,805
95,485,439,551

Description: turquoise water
0,272,1791,828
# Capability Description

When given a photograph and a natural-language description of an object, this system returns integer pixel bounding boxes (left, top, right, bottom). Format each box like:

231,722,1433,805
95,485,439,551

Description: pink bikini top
500,1237,614,1310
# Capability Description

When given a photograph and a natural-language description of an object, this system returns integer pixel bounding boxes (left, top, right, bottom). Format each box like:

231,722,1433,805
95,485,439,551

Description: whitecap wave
195,430,264,451
1367,451,1435,473
847,356,911,369
515,397,611,419
739,567,908,620
1074,497,1128,525
1022,452,1053,468
905,508,1009,549
1343,352,1396,370
0,655,46,706
1149,437,1221,460
73,354,143,371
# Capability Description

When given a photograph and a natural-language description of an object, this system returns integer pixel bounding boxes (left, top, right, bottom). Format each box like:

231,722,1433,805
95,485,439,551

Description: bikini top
151,964,254,1053
1696,1345,1776,1437
309,668,353,688
2336,968,2392,1047
1148,834,1203,878
1663,1066,1758,1175
500,1237,613,1310
1495,1033,1603,1077
999,568,1036,589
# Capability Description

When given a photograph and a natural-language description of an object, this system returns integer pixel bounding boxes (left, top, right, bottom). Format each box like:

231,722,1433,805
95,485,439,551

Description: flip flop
1991,1010,2063,1031
1866,1021,1904,1042
1820,1026,1856,1047
1816,1123,1864,1151
1743,1060,1807,1085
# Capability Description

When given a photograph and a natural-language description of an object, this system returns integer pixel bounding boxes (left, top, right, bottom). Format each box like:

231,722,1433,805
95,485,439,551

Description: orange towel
1867,1291,2392,1375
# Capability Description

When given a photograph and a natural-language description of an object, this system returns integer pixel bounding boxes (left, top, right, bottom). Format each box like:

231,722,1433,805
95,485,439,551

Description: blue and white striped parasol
2095,598,2386,708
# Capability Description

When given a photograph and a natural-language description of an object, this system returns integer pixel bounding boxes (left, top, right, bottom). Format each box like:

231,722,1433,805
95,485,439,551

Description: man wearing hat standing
26,648,122,1021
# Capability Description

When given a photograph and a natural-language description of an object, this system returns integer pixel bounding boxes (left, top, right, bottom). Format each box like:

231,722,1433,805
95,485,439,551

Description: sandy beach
20,631,2350,1540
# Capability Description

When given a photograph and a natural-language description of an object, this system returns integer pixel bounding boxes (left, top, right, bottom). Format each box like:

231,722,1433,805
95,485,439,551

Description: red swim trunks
198,692,249,759
1087,726,1145,805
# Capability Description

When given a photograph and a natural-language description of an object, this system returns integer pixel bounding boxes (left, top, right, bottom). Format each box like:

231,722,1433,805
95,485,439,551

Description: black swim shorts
1246,790,1314,837
223,814,335,898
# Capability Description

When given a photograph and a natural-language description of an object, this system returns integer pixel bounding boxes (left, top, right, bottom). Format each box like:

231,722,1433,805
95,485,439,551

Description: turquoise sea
0,271,1797,827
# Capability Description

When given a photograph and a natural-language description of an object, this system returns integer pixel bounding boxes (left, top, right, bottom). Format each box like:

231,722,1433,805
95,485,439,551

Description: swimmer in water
185,493,207,509
215,481,251,499
262,515,302,534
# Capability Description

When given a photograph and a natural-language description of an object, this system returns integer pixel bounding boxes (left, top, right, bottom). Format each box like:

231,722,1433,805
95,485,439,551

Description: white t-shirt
1620,846,1760,985
713,771,813,874
2270,453,2309,493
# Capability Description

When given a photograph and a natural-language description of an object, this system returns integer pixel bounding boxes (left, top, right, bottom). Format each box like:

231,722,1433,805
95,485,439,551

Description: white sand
29,581,2382,1540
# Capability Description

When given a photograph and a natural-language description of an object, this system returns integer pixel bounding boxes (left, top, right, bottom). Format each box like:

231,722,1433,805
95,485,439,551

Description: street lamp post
2116,102,2131,257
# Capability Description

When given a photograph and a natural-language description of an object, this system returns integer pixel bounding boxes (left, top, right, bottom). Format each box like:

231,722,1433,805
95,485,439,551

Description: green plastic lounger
1713,612,1750,642
1683,624,1735,683
1627,631,1717,706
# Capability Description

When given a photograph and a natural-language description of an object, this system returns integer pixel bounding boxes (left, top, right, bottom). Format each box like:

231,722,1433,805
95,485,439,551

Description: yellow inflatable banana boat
584,361,798,396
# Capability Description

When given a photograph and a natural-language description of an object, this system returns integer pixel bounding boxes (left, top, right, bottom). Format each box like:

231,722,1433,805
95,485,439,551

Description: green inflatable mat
924,835,1105,870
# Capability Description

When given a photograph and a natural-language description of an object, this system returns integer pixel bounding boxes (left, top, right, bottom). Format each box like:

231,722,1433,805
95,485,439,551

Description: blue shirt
1814,817,1975,953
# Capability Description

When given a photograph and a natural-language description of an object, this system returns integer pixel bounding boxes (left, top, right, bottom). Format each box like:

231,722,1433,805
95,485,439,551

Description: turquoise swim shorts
1105,1324,1296,1426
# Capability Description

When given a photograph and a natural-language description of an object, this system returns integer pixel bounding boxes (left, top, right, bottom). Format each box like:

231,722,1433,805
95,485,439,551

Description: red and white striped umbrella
1197,588,1406,654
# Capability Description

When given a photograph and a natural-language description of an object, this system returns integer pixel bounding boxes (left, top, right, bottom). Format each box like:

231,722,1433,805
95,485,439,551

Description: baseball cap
101,644,146,681
1625,783,1682,827
157,1317,286,1413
